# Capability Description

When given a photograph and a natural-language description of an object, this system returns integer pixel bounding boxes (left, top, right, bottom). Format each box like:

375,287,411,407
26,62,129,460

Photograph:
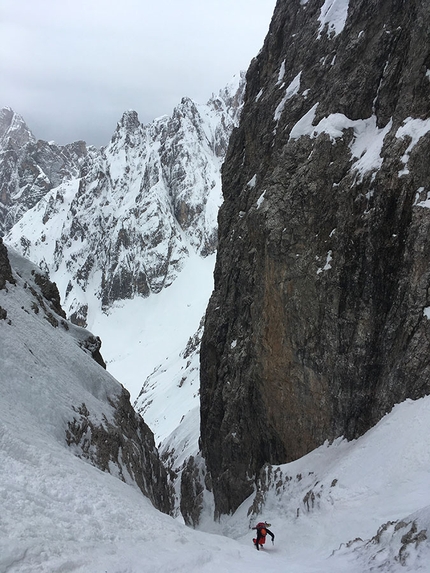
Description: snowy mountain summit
0,107,88,238
5,73,245,326
0,106,35,149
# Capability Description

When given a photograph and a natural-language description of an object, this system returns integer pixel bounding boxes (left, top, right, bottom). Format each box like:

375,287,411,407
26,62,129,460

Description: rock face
0,237,15,289
5,75,245,325
200,0,430,516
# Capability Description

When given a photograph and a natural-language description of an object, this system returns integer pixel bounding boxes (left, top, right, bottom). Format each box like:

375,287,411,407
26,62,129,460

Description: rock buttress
200,0,430,516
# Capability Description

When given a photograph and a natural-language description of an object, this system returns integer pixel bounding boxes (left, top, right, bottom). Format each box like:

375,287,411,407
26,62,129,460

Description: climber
252,521,275,550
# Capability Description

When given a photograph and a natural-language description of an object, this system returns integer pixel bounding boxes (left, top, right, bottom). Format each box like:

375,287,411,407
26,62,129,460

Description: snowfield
1,247,430,572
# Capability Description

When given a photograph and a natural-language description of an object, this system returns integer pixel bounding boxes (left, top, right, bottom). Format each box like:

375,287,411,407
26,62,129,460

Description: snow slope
1,246,430,572
87,253,213,483
91,253,214,409
235,397,430,571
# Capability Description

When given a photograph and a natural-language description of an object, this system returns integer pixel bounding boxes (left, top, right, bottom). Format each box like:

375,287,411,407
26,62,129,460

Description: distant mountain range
2,72,245,326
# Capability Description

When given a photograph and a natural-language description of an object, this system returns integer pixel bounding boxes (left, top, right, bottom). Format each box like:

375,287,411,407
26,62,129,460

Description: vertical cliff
200,0,430,516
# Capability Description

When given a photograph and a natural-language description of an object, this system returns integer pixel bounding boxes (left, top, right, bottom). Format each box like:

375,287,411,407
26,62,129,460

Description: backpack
255,522,267,536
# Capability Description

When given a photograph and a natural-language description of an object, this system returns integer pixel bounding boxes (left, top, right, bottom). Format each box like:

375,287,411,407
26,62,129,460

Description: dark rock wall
0,237,15,289
200,0,430,516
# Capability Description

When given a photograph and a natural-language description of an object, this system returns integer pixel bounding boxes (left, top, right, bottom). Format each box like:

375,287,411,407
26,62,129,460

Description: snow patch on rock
317,0,350,39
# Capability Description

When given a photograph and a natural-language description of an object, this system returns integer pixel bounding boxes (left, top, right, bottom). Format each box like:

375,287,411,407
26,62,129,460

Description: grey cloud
0,0,276,146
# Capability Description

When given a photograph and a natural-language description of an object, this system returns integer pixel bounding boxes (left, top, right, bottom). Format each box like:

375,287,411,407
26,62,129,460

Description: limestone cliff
200,0,430,516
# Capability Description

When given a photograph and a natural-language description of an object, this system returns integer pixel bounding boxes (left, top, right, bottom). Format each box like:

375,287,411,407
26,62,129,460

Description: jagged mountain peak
120,108,140,124
0,106,36,149
109,110,146,153
210,70,246,112
0,109,90,237
115,109,142,135
179,95,196,108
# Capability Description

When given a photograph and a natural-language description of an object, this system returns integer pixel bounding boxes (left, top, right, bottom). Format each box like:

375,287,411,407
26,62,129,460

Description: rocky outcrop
66,392,174,515
0,237,15,289
179,455,206,527
336,518,427,570
200,0,430,516
32,270,66,319
6,75,245,325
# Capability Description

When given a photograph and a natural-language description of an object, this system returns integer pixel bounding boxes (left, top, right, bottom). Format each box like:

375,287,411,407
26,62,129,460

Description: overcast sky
1,0,276,147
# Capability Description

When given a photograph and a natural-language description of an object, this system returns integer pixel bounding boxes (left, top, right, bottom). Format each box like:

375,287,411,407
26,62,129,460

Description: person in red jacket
252,521,275,550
